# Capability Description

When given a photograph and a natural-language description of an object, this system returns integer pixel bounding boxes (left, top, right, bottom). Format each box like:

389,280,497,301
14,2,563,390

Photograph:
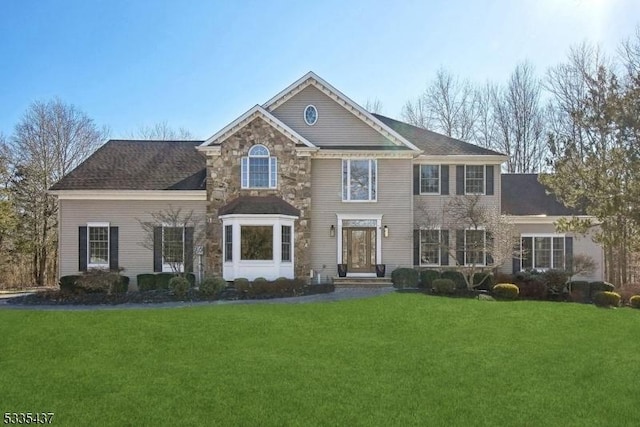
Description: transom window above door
241,144,277,189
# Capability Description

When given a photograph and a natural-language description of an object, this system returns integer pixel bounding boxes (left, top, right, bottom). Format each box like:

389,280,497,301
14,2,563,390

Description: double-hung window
281,225,292,262
241,144,277,188
464,229,486,266
465,165,485,194
420,229,441,265
342,159,377,201
521,235,566,270
420,165,440,194
88,223,109,268
163,226,185,271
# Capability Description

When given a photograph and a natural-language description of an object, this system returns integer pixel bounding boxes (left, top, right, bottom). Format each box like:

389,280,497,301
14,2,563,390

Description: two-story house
50,72,604,286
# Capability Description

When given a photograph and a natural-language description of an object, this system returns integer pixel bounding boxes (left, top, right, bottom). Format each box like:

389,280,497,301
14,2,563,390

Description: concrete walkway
0,287,396,311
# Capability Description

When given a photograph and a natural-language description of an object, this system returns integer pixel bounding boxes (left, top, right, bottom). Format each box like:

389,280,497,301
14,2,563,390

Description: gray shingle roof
50,140,207,191
501,174,583,216
218,196,300,216
372,114,505,156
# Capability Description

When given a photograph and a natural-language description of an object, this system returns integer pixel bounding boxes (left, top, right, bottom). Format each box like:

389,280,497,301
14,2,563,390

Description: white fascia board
263,71,421,152
507,215,596,225
219,214,299,221
414,155,509,164
50,190,207,201
313,149,415,159
200,105,317,149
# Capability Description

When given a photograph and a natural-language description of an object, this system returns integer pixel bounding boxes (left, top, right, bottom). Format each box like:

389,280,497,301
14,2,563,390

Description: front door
343,227,376,273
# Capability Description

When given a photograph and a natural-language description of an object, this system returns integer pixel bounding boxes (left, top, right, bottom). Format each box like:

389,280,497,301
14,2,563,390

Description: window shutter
78,226,87,272
486,231,494,265
485,165,494,195
413,230,420,266
184,227,194,273
441,165,449,195
456,165,465,195
456,229,465,265
153,227,162,272
413,165,420,195
440,230,449,266
512,257,520,274
109,227,119,271
522,237,533,270
565,236,573,271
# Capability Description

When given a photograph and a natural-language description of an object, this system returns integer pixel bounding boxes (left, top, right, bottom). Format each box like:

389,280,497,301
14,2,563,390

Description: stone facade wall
205,117,312,278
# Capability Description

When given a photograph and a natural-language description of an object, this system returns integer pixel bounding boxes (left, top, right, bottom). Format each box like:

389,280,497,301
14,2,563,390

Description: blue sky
1,0,639,140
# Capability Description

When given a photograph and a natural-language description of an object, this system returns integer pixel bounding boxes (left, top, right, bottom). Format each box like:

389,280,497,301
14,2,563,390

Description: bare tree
489,62,547,172
364,99,384,114
404,68,478,140
9,99,107,286
129,121,194,140
415,195,519,289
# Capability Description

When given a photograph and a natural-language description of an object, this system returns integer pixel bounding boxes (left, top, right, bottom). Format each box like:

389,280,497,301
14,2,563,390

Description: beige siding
59,200,207,288
413,164,501,229
497,223,604,281
310,158,413,277
271,86,393,147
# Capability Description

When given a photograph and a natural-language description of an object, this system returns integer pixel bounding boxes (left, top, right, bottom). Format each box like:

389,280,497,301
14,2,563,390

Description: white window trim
341,159,378,202
220,214,297,281
464,228,487,267
520,233,566,271
465,165,485,195
303,104,318,126
419,164,441,195
241,144,278,189
162,225,185,273
87,222,110,269
419,227,442,267
336,213,383,268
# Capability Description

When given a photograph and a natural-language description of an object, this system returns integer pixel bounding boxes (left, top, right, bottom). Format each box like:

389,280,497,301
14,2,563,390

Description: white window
420,229,441,265
281,225,292,262
87,222,109,268
521,235,566,270
241,144,277,189
465,165,485,194
420,165,440,194
163,226,184,272
304,105,318,125
464,229,486,266
342,159,377,201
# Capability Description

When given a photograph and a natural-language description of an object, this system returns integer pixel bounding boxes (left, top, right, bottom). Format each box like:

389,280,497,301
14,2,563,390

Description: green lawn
1,294,639,426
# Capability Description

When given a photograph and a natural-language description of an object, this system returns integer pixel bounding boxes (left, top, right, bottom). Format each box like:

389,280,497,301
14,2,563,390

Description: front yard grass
1,293,639,426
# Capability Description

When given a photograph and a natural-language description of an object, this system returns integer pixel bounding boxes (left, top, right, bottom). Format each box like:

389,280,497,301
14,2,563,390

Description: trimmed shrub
568,280,590,303
391,268,419,289
629,295,640,309
590,281,615,295
472,272,494,291
494,272,514,285
513,271,547,300
234,277,249,289
169,276,190,299
441,270,467,290
617,283,640,305
433,278,456,295
112,276,129,294
419,270,440,289
493,283,519,300
419,269,440,289
76,270,128,294
59,275,81,294
185,273,196,287
542,269,569,293
155,273,175,290
199,276,227,298
592,291,621,308
253,277,268,283
137,274,157,291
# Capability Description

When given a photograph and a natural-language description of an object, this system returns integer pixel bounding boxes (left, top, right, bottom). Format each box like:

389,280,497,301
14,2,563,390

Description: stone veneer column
205,117,312,279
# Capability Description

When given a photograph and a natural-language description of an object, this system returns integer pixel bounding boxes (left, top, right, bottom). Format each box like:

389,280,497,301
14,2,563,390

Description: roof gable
263,72,420,151
200,105,316,149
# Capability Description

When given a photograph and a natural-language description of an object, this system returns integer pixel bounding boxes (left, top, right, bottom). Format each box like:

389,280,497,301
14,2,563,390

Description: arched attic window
241,144,277,188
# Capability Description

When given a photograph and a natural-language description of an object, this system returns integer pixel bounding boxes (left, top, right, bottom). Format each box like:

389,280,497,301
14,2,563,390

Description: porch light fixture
383,225,389,238
330,225,335,237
